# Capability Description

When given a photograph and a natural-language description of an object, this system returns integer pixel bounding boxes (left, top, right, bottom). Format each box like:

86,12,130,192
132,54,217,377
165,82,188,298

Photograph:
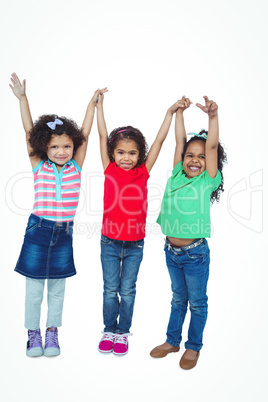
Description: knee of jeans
120,287,136,298
189,296,208,309
171,292,187,306
104,287,119,297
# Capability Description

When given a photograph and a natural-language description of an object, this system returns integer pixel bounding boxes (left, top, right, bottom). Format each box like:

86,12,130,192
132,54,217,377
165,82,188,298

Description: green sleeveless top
157,161,221,238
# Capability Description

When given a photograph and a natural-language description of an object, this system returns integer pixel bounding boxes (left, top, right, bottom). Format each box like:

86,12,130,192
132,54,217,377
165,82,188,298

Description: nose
58,147,65,155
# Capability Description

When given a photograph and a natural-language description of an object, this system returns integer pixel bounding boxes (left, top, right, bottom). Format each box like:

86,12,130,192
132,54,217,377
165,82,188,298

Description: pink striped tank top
32,159,81,222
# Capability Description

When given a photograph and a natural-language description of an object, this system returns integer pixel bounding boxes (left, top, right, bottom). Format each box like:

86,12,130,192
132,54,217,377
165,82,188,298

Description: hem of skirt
14,268,77,279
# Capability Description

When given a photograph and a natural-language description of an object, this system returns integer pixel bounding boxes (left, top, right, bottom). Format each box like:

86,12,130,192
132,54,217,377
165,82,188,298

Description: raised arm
96,92,110,170
145,100,181,173
9,73,41,168
74,87,108,168
196,96,219,178
173,96,191,167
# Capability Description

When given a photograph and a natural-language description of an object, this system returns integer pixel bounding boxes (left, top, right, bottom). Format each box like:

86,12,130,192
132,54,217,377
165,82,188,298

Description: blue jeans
100,234,144,333
165,238,210,352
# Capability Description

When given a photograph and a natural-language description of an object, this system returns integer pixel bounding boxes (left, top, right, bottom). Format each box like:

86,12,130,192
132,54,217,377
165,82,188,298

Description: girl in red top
96,92,181,355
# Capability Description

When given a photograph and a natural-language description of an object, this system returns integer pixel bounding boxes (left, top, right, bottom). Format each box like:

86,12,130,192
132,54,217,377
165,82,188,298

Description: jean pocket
25,217,39,234
101,234,112,245
186,252,205,260
135,239,144,249
185,245,207,260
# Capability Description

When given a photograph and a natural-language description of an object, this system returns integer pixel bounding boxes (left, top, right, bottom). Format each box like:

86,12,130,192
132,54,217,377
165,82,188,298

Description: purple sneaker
113,333,132,356
98,332,115,353
26,329,43,357
44,327,60,357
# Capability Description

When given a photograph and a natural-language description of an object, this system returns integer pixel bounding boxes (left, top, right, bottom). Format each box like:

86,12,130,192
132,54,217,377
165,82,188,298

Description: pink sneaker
113,333,132,356
98,332,115,353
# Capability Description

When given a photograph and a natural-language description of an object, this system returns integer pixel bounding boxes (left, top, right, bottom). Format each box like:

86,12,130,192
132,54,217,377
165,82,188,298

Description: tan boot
150,342,180,358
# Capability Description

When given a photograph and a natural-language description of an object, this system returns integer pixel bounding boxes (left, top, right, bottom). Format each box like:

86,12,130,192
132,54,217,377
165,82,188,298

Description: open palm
9,73,26,99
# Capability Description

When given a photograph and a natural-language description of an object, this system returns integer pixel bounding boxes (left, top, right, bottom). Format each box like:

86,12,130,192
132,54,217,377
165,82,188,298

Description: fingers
11,72,21,86
196,96,218,115
196,103,207,112
210,101,218,115
100,87,108,94
177,95,192,109
94,87,108,96
203,96,217,113
10,72,24,92
210,101,217,110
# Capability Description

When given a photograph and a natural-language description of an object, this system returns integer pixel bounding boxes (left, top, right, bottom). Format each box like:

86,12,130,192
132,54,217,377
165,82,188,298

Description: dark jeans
100,234,144,333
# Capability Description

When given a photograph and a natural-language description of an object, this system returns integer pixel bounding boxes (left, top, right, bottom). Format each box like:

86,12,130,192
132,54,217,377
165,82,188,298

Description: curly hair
29,114,85,160
181,129,227,204
107,126,148,166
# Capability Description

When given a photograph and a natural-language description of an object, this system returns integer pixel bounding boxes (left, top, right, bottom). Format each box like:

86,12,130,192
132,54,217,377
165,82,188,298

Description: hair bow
187,132,207,139
46,118,64,130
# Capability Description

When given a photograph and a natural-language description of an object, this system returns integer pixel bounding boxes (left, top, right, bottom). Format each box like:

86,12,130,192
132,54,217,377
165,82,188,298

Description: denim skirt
15,214,76,279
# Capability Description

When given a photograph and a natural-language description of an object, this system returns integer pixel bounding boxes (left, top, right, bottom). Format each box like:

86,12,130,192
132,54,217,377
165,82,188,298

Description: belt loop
166,237,171,251
66,222,70,234
38,218,43,227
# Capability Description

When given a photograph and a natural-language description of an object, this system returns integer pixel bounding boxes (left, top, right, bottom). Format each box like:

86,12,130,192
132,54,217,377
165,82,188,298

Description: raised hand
9,73,26,99
92,87,108,105
196,96,218,117
95,87,108,107
173,95,192,114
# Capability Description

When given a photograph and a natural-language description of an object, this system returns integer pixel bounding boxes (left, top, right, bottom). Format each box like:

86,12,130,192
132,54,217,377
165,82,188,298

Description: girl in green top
150,96,226,370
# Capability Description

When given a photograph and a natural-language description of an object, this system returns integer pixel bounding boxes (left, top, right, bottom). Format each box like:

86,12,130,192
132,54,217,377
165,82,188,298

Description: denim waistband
29,214,73,230
101,234,144,245
165,237,204,253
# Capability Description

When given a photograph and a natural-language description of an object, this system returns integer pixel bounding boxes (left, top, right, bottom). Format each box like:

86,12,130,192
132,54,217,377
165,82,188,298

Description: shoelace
29,330,42,345
114,333,132,345
45,328,58,346
101,332,115,342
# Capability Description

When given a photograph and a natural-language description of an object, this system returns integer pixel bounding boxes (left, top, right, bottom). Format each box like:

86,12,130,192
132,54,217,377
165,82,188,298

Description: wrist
88,99,96,108
18,94,27,101
209,113,218,120
175,110,184,119
166,109,174,117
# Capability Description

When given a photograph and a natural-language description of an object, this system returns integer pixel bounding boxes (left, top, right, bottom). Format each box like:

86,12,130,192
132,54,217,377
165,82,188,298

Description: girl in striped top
10,72,107,357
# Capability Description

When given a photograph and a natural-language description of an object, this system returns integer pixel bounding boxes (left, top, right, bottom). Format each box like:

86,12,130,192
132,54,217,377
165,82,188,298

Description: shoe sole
26,347,43,357
98,347,113,353
150,349,180,358
44,347,60,357
113,350,128,356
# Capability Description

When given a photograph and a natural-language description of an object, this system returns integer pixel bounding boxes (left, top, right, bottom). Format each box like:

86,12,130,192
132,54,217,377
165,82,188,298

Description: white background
1,0,267,401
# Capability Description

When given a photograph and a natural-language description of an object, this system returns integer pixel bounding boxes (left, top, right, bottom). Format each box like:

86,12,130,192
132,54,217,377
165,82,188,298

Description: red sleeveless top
101,162,149,240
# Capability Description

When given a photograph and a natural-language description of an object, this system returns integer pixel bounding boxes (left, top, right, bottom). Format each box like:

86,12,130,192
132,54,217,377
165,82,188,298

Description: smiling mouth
188,165,200,172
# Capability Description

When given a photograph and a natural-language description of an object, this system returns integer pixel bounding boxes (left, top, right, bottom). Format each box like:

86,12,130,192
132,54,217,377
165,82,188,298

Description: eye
199,155,205,159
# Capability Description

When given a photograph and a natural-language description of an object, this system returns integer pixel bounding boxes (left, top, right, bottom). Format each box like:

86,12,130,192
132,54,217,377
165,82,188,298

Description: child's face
112,140,140,170
182,141,206,178
46,134,74,166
